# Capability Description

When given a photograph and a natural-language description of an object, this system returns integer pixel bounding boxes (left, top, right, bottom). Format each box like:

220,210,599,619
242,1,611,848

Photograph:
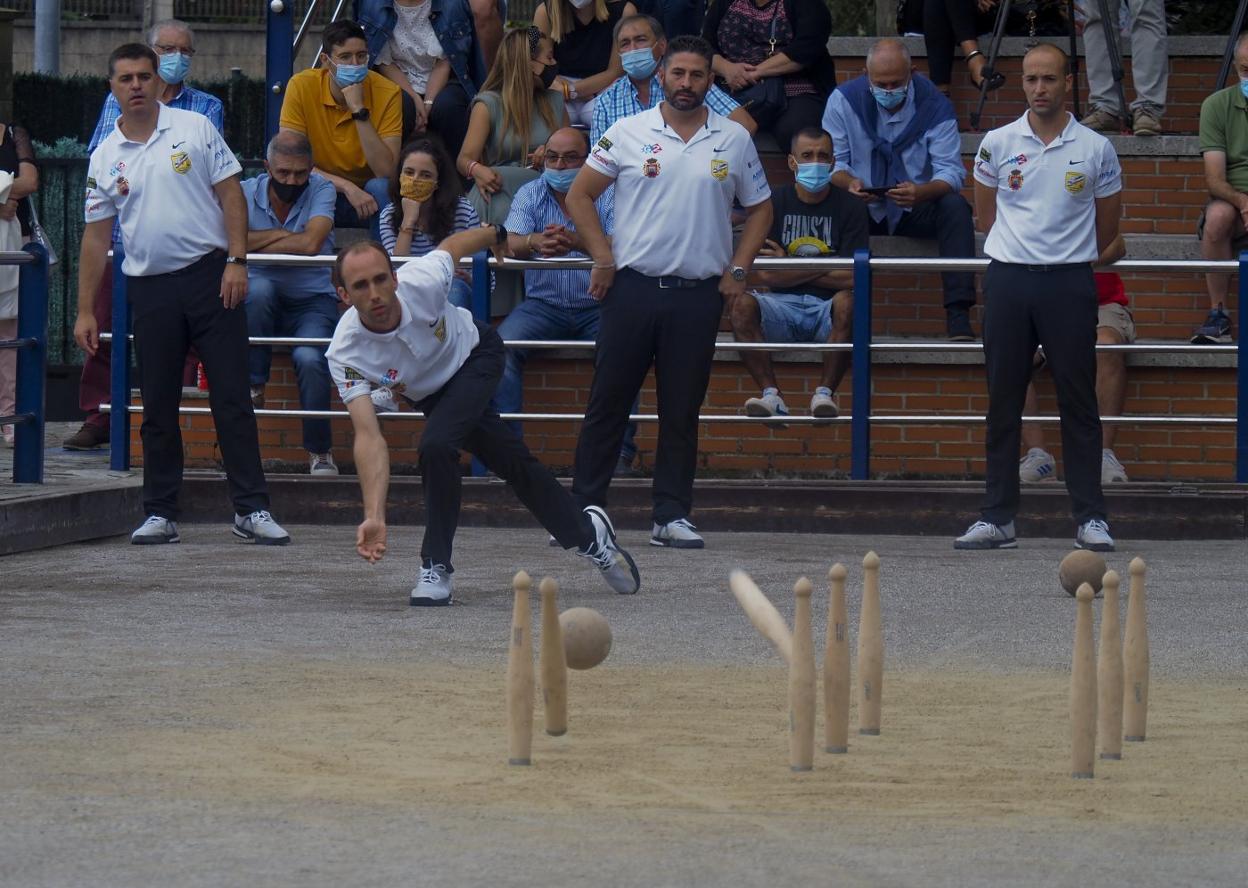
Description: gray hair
613,13,664,46
267,130,313,164
148,18,195,49
866,37,910,70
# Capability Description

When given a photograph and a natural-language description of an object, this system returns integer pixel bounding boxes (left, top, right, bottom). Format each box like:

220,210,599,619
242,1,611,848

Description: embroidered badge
977,146,991,162
710,158,729,181
433,316,447,342
85,176,98,190
171,151,192,174
344,367,365,380
597,137,612,150
117,176,131,196
1006,153,1028,166
642,158,660,179
1007,169,1023,191
1064,171,1087,194
641,143,662,154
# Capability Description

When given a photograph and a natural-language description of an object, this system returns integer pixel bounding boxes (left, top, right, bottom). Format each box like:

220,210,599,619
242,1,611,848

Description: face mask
270,178,310,204
621,47,658,81
158,51,191,85
793,161,832,192
539,61,560,90
542,166,579,192
870,84,907,111
1240,77,1248,99
333,60,369,87
400,175,437,202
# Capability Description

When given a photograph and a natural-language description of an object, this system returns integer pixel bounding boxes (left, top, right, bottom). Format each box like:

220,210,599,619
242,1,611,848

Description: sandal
967,50,1006,92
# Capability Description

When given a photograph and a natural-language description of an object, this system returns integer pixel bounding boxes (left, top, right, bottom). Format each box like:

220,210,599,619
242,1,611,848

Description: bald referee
955,44,1122,553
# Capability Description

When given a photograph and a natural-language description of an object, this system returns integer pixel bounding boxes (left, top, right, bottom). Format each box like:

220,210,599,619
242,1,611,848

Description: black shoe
615,454,641,478
946,308,976,342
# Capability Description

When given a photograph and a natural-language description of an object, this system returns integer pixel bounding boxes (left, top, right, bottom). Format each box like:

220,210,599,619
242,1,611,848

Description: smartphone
863,186,892,197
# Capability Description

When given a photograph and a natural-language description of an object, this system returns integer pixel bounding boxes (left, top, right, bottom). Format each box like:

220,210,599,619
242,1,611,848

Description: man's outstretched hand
356,518,388,563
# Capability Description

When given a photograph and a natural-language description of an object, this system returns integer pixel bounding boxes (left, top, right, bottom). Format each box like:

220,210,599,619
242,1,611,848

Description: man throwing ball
328,226,641,605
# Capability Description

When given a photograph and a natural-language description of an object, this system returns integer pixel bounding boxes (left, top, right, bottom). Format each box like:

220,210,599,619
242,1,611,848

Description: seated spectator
0,120,38,448
534,0,636,128
632,0,704,42
921,0,1004,95
701,0,835,151
494,127,639,475
280,19,402,235
1192,33,1245,345
242,132,340,476
730,127,868,420
1020,267,1134,485
823,37,977,341
378,138,481,310
358,0,500,159
591,13,755,145
65,17,222,452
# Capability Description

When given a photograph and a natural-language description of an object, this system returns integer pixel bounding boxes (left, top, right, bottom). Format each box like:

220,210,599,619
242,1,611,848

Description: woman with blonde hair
534,0,636,127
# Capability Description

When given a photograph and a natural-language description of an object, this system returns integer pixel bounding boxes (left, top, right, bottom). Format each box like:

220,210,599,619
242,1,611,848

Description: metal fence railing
5,0,339,23
98,251,1247,484
0,245,52,484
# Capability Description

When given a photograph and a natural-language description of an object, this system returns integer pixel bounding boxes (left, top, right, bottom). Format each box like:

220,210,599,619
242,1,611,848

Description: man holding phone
822,37,978,341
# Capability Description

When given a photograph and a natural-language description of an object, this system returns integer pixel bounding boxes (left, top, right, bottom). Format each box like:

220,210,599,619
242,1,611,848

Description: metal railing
0,246,52,484
100,250,1246,483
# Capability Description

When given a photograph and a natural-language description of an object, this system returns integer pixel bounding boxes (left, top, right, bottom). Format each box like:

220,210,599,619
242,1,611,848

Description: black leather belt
1000,261,1090,273
657,275,703,289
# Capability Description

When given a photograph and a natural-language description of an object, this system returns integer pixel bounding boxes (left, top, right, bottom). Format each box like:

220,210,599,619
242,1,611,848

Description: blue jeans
493,298,638,463
333,177,392,240
756,292,833,343
245,277,339,454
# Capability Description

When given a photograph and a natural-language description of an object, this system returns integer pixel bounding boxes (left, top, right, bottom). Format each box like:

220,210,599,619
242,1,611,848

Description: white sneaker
232,510,291,546
650,517,705,549
744,391,789,420
249,385,265,409
578,506,641,595
953,519,1017,550
1076,518,1115,552
1018,448,1056,482
309,452,339,475
810,388,839,419
1101,448,1128,483
411,562,453,606
130,515,180,545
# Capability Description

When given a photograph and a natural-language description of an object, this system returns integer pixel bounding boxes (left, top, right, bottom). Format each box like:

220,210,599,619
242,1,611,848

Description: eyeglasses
153,43,195,57
544,152,586,166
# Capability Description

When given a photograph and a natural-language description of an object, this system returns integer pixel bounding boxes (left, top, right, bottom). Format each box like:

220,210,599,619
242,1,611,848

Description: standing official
74,44,290,546
566,35,772,549
955,44,1121,553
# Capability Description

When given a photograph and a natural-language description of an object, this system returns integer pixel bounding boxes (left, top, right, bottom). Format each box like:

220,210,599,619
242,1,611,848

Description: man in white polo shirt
565,35,772,550
955,44,1122,554
327,229,641,606
74,43,290,546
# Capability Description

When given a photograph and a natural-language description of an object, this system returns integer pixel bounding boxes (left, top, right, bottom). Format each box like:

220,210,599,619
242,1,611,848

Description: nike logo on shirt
1068,160,1084,165
172,141,186,149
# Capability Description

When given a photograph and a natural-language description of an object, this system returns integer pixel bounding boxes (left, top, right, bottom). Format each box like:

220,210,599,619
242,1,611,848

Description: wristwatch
351,107,370,121
225,255,248,266
730,265,747,282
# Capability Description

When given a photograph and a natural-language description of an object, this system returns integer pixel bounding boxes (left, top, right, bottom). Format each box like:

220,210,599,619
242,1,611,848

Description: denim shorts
755,292,833,344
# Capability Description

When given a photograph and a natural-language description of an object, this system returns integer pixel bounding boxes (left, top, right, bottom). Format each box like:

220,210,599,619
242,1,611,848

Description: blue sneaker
1190,307,1233,344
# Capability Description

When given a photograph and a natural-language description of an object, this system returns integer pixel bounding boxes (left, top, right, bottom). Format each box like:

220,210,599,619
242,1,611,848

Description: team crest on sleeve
642,158,660,179
710,158,729,181
85,176,98,190
344,367,365,380
171,151,192,174
1007,169,1023,191
1064,171,1087,194
978,146,991,162
597,137,612,150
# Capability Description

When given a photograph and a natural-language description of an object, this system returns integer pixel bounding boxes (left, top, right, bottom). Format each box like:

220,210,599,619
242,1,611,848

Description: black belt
998,261,1091,273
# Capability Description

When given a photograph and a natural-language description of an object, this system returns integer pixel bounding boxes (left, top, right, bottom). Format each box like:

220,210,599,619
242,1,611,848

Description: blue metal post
265,2,294,145
1237,252,1247,483
12,244,49,484
850,249,872,480
469,251,491,476
109,246,131,472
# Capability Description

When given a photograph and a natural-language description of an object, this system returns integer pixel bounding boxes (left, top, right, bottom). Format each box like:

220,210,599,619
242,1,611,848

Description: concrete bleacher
144,34,1239,484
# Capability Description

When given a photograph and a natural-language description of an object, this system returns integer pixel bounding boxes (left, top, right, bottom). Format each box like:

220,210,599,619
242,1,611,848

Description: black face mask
271,178,310,205
539,61,559,89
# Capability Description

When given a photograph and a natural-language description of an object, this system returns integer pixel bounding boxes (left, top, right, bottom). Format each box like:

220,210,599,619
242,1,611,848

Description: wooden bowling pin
1123,557,1150,742
789,577,816,772
857,552,883,736
1071,584,1098,779
506,571,535,765
728,569,794,664
823,563,850,754
1097,570,1124,761
538,576,568,737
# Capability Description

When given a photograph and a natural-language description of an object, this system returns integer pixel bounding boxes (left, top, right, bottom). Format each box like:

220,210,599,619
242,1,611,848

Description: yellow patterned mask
400,175,437,202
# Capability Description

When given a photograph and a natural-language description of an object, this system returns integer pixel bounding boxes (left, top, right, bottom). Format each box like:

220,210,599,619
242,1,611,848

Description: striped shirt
378,197,480,256
590,74,741,145
503,177,614,311
88,85,224,153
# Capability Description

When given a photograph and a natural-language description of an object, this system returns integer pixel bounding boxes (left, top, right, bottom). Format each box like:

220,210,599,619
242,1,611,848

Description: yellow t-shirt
279,67,402,187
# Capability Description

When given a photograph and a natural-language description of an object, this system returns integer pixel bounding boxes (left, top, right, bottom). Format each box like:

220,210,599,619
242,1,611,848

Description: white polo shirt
326,250,480,407
85,104,242,277
586,104,771,279
973,112,1121,265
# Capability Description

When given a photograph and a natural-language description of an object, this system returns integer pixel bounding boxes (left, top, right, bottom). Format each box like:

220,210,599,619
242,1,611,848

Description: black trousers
413,323,593,570
922,0,995,86
427,81,472,166
981,261,1105,526
869,192,977,310
769,93,826,162
127,250,270,520
572,268,723,525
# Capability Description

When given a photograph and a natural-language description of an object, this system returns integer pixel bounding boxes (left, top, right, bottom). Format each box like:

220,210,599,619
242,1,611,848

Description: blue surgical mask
334,61,369,87
870,84,907,110
158,51,191,85
621,47,658,81
542,166,579,193
794,161,832,192
1240,77,1248,99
